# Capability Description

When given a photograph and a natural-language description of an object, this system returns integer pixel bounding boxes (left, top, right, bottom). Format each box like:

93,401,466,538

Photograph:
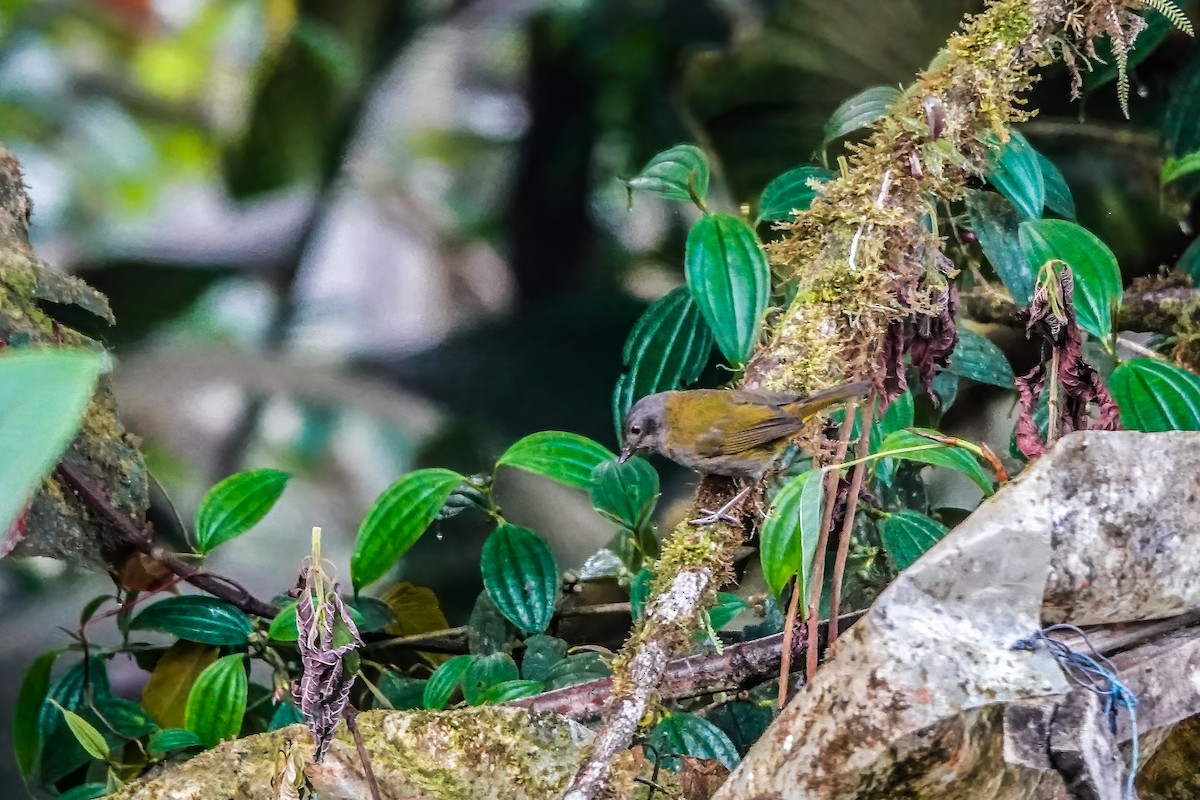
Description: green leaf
759,469,825,599
1019,219,1122,340
629,567,653,621
468,591,512,656
14,649,59,781
1178,236,1200,283
521,634,568,682
375,672,426,711
1037,153,1076,220
626,144,710,206
268,701,303,731
57,783,108,800
193,468,290,553
344,596,395,633
130,596,253,646
352,467,465,591
966,190,1032,306
945,329,1015,388
685,214,770,365
757,166,834,223
184,654,247,748
876,429,994,495
706,700,775,757
147,727,204,757
612,286,714,436
462,652,520,706
1163,35,1200,157
478,679,544,704
94,697,156,738
37,657,111,785
1109,358,1200,431
880,510,949,571
822,85,900,149
268,600,368,643
0,349,105,533
650,711,740,771
988,130,1044,220
423,654,474,710
707,592,750,631
590,457,659,532
50,701,109,762
1162,150,1200,185
542,652,611,690
497,432,614,491
481,524,559,634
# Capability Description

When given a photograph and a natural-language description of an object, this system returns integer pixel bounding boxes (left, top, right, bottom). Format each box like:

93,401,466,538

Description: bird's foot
691,485,753,526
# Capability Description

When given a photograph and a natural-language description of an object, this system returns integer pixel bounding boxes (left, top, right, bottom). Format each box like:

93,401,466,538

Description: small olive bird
619,381,870,522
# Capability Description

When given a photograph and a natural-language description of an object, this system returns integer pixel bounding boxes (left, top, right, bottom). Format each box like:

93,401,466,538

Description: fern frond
1141,0,1195,37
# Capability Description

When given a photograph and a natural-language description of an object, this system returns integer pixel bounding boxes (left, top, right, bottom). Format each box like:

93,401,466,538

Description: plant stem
829,394,877,642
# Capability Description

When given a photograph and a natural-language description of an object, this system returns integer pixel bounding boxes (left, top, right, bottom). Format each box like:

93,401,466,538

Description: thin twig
343,707,383,800
55,459,278,618
829,394,878,641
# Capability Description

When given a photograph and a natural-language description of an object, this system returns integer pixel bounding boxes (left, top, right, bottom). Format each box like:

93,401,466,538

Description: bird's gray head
619,393,668,462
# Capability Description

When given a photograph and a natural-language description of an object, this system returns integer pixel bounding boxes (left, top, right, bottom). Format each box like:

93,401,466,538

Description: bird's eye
629,424,642,436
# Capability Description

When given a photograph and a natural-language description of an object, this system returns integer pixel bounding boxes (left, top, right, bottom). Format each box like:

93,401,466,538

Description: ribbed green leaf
194,468,290,553
423,655,475,710
352,468,465,590
462,652,520,706
759,469,825,599
626,144,710,205
1019,219,1122,339
966,190,1032,306
520,635,568,682
612,286,713,437
37,657,111,785
147,727,204,757
876,429,994,495
880,510,949,571
945,329,1015,388
481,524,559,634
375,672,426,711
14,649,59,781
57,783,108,800
685,214,770,365
988,130,1044,220
184,654,247,748
1037,153,1076,220
757,166,834,222
590,457,659,532
478,679,544,705
822,85,900,149
497,432,614,491
130,596,253,646
1109,358,1200,431
650,711,740,771
542,652,612,690
0,349,104,534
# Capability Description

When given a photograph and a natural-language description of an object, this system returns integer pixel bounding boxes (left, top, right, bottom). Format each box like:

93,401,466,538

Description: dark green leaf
267,601,300,641
932,371,959,412
1019,219,1122,340
612,286,714,436
876,429,994,495
650,711,740,771
94,697,157,738
626,144,710,205
1178,236,1200,283
462,652,520,706
184,654,247,748
57,784,108,800
876,392,915,441
945,329,1015,388
497,432,614,491
759,469,825,599
130,596,253,646
822,85,900,149
268,701,303,731
344,596,395,633
147,727,204,757
50,701,109,761
0,349,105,533
757,166,834,223
966,190,1032,305
1037,153,1076,220
478,679,544,704
707,592,750,631
37,657,110,784
988,131,1044,220
1109,358,1200,431
880,510,949,571
1162,150,1200,185
521,635,568,682
468,591,512,656
375,672,426,710
590,457,659,532
481,524,559,634
352,467,465,591
685,214,770,365
14,649,59,781
423,654,474,710
542,652,611,690
194,468,290,553
1163,35,1200,157
706,701,774,757
630,567,653,620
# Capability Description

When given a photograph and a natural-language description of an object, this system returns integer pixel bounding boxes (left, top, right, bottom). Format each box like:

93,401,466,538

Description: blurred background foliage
0,0,1196,784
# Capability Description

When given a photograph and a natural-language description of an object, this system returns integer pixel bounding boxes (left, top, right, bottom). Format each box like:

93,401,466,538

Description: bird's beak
618,447,633,464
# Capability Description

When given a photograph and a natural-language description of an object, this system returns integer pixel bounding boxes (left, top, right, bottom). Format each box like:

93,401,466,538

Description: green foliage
147,728,203,757
821,85,901,154
479,679,544,704
649,711,740,771
14,649,59,781
497,432,614,490
590,457,659,533
757,166,834,223
944,329,1016,388
626,144,710,209
520,634,569,682
184,655,247,748
759,468,824,599
194,468,290,554
875,429,994,496
685,214,770,366
966,190,1031,305
480,524,559,634
1109,358,1200,431
542,652,611,690
988,131,1044,220
129,596,253,646
462,652,520,706
1018,219,1122,340
50,701,109,762
0,349,105,532
1037,153,1076,220
880,510,949,571
423,654,475,710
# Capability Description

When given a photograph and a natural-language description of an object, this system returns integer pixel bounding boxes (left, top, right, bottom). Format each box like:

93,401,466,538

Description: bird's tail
784,380,871,421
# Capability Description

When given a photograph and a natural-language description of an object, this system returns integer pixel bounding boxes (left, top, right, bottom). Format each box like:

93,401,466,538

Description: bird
619,381,870,522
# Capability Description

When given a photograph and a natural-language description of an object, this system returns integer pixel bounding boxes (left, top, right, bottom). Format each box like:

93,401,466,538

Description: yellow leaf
141,641,218,728
379,582,451,666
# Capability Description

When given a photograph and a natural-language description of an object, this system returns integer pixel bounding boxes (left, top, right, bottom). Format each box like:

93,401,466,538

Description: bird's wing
694,410,802,457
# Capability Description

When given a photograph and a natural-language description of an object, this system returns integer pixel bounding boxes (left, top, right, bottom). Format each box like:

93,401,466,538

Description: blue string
1012,624,1140,799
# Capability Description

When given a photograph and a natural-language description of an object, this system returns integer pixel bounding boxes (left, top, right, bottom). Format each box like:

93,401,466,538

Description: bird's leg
691,484,754,525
